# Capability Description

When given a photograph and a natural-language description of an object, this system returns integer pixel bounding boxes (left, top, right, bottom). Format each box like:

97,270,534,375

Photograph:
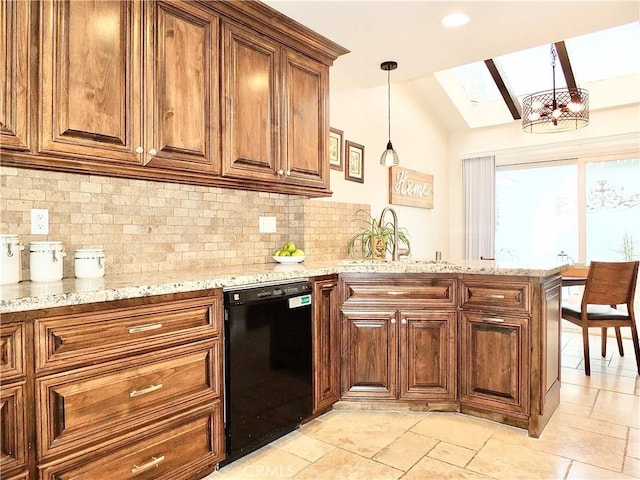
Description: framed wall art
345,140,365,183
329,127,344,171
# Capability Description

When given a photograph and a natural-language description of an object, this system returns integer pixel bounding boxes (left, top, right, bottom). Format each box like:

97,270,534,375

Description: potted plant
347,209,410,259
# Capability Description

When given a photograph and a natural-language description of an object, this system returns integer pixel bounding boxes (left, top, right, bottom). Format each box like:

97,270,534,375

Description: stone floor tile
566,461,637,479
623,456,640,478
492,420,626,471
427,441,476,468
372,431,437,471
561,367,637,395
560,382,599,408
550,409,628,439
212,445,310,480
467,438,570,480
403,456,489,480
410,412,496,450
292,448,402,480
271,430,335,463
628,428,640,460
591,389,640,429
302,410,419,457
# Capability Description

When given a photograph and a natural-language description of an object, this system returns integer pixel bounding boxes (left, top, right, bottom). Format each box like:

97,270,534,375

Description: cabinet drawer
0,383,28,475
460,278,530,314
341,275,457,308
35,294,220,373
40,403,222,480
37,341,219,459
0,323,25,381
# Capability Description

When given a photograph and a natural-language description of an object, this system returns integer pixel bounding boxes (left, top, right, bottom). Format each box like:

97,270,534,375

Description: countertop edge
0,260,564,314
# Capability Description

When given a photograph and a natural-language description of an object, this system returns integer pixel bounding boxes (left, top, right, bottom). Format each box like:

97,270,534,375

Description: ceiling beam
484,59,522,120
554,40,583,103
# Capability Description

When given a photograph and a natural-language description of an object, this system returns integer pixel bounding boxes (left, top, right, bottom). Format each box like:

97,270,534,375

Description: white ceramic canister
0,234,25,285
29,241,66,282
74,248,105,279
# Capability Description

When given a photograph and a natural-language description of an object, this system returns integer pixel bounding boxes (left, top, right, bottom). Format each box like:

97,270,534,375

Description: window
495,156,639,264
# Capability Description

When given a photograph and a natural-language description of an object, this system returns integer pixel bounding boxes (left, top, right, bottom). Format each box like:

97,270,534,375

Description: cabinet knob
401,318,407,325
390,318,396,324
135,146,144,154
286,170,291,176
148,148,157,156
277,169,284,175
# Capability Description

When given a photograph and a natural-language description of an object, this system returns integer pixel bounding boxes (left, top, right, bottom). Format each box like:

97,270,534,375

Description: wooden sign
389,166,433,209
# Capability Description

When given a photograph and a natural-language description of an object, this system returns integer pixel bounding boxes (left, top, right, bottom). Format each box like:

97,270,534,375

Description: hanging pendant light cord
387,69,391,143
551,45,557,108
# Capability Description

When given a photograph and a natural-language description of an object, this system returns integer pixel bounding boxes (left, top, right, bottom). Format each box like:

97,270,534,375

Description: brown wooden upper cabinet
221,22,329,190
37,0,219,174
0,0,32,152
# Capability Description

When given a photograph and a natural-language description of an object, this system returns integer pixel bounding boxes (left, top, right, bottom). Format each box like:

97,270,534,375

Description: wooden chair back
582,261,639,308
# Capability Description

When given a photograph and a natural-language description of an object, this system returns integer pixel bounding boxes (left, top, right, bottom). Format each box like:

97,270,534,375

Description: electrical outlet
259,216,276,233
31,208,49,235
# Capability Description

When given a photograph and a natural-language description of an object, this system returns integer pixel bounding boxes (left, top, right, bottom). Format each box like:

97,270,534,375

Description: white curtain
463,156,495,260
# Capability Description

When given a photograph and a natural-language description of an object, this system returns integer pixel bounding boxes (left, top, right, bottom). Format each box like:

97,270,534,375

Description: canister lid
74,248,105,258
29,241,64,252
0,234,20,244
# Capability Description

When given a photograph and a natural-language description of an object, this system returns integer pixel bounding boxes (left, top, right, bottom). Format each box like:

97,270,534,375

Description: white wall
324,78,451,260
447,103,640,258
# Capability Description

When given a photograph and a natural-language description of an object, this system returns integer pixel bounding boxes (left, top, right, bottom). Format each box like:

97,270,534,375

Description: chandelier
522,45,589,133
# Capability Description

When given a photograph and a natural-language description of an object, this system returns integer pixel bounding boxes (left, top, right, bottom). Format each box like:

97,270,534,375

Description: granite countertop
0,258,563,314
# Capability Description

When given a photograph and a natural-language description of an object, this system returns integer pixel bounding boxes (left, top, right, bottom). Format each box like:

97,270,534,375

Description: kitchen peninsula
0,259,562,479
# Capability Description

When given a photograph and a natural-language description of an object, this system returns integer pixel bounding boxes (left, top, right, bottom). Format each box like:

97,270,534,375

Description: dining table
561,265,589,286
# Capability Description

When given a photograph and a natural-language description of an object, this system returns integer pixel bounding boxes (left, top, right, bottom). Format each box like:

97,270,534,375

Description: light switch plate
259,216,276,233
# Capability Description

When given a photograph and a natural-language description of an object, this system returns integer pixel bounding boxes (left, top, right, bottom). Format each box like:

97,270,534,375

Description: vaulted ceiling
263,1,640,132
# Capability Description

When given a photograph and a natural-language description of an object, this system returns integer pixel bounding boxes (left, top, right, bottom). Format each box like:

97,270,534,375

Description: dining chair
561,260,640,376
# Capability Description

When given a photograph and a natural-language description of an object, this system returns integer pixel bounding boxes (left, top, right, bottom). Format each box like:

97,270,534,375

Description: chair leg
601,327,607,357
582,325,591,376
629,321,640,376
615,327,624,356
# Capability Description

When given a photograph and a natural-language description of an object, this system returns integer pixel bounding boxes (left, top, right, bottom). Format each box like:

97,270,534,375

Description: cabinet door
341,310,397,400
38,0,142,164
399,310,457,402
0,383,28,477
142,1,219,173
0,0,31,151
312,277,340,413
221,22,279,182
281,49,328,190
460,312,529,417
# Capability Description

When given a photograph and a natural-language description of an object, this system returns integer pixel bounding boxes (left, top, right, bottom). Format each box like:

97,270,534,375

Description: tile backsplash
0,166,367,279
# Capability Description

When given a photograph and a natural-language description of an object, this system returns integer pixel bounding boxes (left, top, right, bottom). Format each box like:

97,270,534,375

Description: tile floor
207,324,640,480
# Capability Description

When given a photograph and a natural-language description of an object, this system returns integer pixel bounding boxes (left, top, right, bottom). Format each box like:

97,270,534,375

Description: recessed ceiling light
441,13,470,28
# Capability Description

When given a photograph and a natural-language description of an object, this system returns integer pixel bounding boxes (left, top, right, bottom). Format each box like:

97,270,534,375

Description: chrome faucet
378,207,411,261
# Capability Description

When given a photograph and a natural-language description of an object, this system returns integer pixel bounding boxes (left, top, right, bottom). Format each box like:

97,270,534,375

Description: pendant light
380,61,399,166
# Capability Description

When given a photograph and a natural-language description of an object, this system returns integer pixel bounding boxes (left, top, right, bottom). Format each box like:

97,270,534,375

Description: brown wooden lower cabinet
312,276,340,414
339,273,561,437
341,308,457,403
460,312,529,418
38,403,222,480
1,289,224,479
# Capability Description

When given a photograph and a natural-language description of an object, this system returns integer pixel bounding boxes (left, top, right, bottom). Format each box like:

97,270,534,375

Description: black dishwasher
221,280,313,467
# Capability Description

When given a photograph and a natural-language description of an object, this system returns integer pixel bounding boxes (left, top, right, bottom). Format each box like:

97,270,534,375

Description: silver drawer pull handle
483,317,505,323
320,283,335,288
130,383,163,398
128,323,163,334
484,294,505,299
132,455,165,474
387,291,404,295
